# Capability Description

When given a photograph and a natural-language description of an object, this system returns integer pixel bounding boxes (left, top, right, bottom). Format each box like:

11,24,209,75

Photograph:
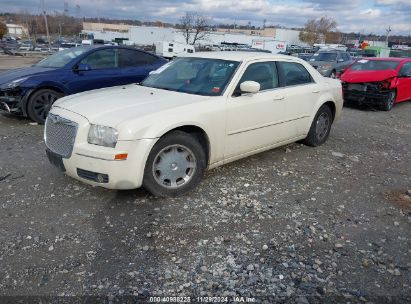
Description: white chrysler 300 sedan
45,52,343,197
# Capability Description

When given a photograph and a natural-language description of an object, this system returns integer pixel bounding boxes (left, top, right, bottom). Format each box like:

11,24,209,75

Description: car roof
68,45,159,56
180,51,304,62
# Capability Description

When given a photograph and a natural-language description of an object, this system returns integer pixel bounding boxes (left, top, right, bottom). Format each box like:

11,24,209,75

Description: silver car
309,50,353,78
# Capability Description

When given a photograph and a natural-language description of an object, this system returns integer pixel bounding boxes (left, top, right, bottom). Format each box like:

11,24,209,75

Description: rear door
118,49,164,84
276,60,321,137
396,61,411,102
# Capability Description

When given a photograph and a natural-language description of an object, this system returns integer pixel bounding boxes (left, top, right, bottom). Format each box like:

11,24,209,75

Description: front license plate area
46,149,66,172
348,84,367,92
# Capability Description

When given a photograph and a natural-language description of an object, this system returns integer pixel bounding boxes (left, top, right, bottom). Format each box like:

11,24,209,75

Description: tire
143,131,207,197
302,104,333,147
330,70,336,78
27,89,63,124
380,90,396,111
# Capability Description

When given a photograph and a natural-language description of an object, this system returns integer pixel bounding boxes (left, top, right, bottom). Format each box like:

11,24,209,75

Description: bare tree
0,22,7,39
299,16,339,45
178,12,210,45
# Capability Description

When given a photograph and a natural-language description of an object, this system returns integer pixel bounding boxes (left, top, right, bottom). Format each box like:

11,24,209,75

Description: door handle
273,96,284,100
312,90,320,93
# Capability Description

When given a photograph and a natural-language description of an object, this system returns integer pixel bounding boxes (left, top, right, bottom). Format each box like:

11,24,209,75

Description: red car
340,58,411,111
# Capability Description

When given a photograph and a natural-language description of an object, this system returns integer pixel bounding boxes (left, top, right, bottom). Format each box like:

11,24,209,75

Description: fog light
96,174,105,183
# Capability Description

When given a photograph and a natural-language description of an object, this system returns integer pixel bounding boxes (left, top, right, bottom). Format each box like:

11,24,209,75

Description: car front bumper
45,107,157,190
60,139,156,190
0,87,31,116
342,84,391,105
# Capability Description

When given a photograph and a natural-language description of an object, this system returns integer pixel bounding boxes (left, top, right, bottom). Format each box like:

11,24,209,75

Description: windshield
350,59,400,71
310,52,337,62
141,57,240,96
36,47,88,68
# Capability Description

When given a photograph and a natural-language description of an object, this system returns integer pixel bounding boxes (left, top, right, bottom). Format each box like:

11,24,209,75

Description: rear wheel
143,131,207,197
380,90,396,111
302,105,333,147
27,89,63,124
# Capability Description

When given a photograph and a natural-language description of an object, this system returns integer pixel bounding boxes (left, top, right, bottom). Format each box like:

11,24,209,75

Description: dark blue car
0,46,167,123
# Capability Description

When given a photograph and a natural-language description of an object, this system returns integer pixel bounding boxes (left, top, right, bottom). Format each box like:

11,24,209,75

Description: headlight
5,77,28,89
319,64,332,71
87,124,118,148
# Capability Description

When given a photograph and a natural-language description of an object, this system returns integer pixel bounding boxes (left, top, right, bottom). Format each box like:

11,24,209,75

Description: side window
236,62,279,93
118,49,158,67
342,53,350,61
81,49,118,69
400,62,411,75
278,62,313,86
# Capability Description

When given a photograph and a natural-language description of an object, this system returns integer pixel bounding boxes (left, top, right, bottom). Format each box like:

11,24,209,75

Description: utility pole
75,5,81,20
385,26,391,47
41,0,51,49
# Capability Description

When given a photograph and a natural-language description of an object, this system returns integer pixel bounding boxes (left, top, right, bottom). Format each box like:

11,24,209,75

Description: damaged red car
340,58,411,111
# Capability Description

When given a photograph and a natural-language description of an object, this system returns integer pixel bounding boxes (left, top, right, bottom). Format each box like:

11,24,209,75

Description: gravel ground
0,59,410,303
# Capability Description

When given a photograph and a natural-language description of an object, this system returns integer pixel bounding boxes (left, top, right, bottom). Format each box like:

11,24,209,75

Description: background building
82,22,306,47
6,24,28,37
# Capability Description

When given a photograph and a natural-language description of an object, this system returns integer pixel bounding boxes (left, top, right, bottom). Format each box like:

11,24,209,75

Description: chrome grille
45,113,78,158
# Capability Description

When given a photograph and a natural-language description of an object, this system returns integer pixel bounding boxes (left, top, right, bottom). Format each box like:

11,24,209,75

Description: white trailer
154,41,195,58
251,39,287,53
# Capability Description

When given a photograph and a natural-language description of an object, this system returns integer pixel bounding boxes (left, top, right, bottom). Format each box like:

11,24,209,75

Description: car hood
309,61,334,67
53,84,210,127
0,65,56,86
341,69,397,83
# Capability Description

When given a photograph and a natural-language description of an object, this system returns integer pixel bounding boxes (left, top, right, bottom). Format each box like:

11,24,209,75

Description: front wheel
302,105,333,147
27,89,63,124
380,90,396,111
143,131,207,197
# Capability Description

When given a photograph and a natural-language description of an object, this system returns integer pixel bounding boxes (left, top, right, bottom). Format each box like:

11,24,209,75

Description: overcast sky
2,0,410,35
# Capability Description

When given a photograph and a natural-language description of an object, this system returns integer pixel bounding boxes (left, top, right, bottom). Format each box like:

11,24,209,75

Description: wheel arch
159,125,211,166
22,85,66,116
136,124,212,192
322,100,336,122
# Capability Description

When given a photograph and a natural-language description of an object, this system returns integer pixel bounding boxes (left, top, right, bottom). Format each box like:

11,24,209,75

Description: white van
154,41,195,59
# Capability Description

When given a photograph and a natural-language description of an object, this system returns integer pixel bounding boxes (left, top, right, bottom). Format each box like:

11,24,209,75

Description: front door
396,62,411,102
67,48,123,93
225,61,288,159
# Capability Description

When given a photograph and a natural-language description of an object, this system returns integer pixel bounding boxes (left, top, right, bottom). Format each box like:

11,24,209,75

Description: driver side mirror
74,63,91,72
240,81,260,94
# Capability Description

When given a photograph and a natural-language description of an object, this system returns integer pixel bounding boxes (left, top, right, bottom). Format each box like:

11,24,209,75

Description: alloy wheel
32,92,59,121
